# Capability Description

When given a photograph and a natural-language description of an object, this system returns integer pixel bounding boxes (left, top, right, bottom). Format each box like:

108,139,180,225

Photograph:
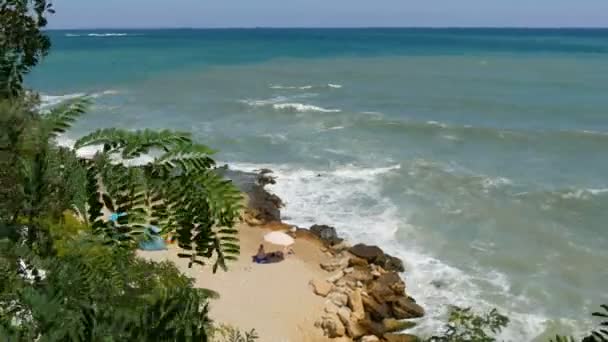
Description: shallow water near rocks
32,28,608,341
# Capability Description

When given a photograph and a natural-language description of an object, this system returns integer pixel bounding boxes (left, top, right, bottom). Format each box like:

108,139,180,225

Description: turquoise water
31,29,608,340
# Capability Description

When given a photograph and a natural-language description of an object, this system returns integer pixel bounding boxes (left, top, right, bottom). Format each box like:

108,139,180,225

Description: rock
330,241,351,253
371,270,381,278
349,244,385,263
346,268,374,283
356,281,364,288
348,255,369,267
348,244,405,273
327,271,345,283
391,298,425,319
336,307,352,326
320,314,346,338
383,333,419,342
382,318,417,333
310,224,343,246
310,279,333,297
328,291,349,307
325,302,339,314
335,277,356,290
360,335,380,342
359,319,386,336
344,267,354,274
377,272,406,296
338,312,367,339
361,295,391,321
348,289,365,320
321,257,350,272
383,255,406,273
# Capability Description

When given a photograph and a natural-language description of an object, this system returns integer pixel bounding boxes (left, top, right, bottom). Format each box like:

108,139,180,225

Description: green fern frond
42,97,90,139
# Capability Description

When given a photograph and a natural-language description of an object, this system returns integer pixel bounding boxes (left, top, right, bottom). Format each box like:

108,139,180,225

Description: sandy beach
139,223,334,342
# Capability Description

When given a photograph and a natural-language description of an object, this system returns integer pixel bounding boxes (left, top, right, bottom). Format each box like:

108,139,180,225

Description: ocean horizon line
46,26,608,31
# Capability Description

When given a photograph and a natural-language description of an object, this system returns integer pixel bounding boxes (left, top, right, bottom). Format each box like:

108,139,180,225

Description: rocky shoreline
223,167,425,342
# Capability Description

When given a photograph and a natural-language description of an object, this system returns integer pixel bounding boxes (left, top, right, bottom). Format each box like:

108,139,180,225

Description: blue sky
49,0,608,29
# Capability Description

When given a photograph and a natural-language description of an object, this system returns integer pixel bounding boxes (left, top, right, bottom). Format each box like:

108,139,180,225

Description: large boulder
359,319,386,336
362,295,391,321
349,244,384,262
310,224,343,246
348,255,369,267
348,289,365,320
382,318,417,333
310,279,333,297
336,307,366,338
384,255,405,273
391,297,425,319
348,244,405,273
383,333,419,342
344,267,374,284
328,291,349,307
319,313,346,338
368,273,406,304
320,256,350,272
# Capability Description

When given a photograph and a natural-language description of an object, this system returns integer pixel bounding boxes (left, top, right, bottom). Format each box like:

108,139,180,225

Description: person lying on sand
252,245,284,264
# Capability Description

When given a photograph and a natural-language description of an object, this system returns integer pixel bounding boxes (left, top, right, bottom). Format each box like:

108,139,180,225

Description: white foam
327,83,343,88
87,33,130,37
427,120,448,128
273,103,341,113
39,89,120,110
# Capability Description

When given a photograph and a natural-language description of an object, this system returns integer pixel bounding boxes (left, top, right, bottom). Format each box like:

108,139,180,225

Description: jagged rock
391,297,425,319
320,314,346,338
327,271,345,283
330,241,352,253
328,291,349,307
371,270,381,278
346,268,374,283
382,318,417,333
361,295,391,321
310,279,333,297
344,267,354,274
335,277,356,290
376,272,406,297
359,319,386,336
356,281,364,288
348,244,405,273
337,308,366,339
348,289,365,320
349,244,384,262
325,302,339,314
321,257,350,272
360,335,381,342
310,224,343,246
384,255,405,273
383,333,419,342
349,255,369,267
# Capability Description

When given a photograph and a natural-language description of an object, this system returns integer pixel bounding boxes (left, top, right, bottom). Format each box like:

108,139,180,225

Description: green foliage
551,305,608,342
0,231,212,341
426,306,509,342
212,324,259,342
0,0,54,98
76,127,243,271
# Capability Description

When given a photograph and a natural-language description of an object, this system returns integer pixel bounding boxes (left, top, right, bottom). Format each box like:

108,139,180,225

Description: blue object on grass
138,225,167,251
109,212,127,222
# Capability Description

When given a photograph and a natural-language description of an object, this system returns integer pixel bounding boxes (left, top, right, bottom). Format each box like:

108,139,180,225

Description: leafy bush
426,306,509,342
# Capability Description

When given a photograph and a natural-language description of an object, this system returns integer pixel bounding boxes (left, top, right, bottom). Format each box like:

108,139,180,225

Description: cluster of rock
310,238,424,342
223,167,425,341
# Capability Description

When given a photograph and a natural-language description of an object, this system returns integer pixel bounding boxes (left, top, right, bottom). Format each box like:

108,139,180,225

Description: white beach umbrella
264,231,295,246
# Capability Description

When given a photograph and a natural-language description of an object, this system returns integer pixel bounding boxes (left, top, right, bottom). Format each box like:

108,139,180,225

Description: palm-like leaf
42,97,90,139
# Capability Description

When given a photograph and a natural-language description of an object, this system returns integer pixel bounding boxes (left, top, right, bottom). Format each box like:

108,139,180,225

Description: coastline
141,167,425,341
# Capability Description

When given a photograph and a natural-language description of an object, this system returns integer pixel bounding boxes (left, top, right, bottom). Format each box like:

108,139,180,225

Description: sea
30,28,608,341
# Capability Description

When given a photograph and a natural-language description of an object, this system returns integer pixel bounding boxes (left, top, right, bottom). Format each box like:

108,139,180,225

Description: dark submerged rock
310,224,343,246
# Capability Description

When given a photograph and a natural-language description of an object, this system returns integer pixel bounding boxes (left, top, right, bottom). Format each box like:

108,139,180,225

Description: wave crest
272,103,341,113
